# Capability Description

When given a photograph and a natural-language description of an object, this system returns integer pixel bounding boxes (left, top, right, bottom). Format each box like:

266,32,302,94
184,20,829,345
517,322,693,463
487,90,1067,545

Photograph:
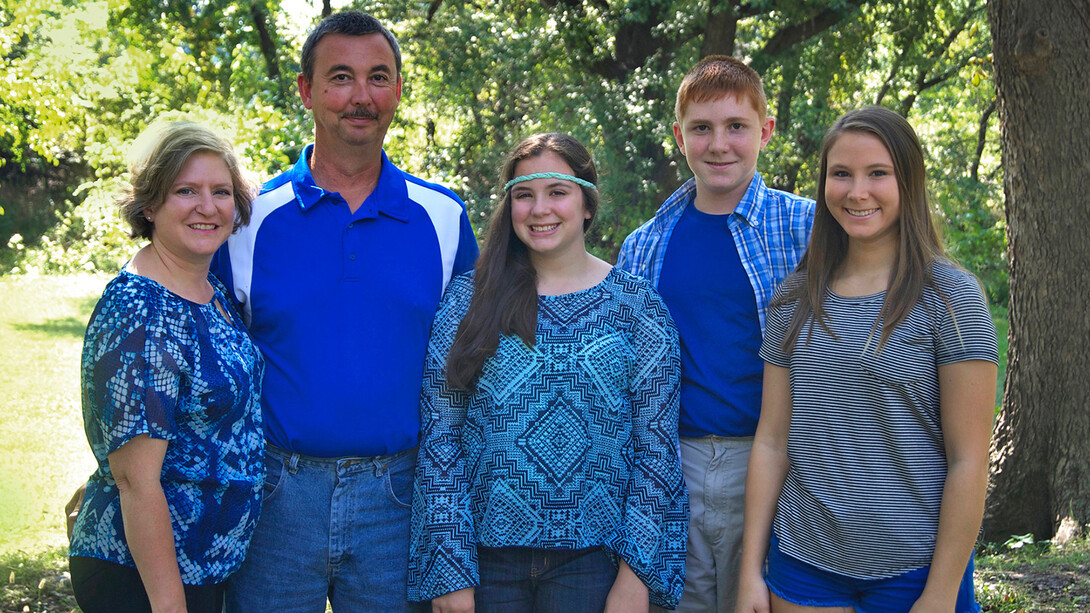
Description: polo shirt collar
288,145,410,222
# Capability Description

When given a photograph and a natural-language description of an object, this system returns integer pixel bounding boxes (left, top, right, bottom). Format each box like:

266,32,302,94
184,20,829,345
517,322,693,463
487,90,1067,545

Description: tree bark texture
984,0,1090,541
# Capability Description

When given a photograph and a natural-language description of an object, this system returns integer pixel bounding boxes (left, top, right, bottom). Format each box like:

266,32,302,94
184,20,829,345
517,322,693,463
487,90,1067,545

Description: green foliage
0,547,78,613
0,0,1008,301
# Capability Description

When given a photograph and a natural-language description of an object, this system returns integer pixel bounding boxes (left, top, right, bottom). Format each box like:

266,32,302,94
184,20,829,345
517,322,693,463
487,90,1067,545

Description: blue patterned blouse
69,269,265,585
409,268,688,608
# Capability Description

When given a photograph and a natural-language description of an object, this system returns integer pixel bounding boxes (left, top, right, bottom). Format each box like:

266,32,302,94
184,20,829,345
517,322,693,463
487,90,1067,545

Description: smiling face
147,152,236,266
824,131,901,249
509,151,592,264
673,92,774,213
298,32,402,152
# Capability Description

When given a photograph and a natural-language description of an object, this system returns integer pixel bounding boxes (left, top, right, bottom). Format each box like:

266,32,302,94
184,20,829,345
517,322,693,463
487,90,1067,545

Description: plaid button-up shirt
616,173,814,334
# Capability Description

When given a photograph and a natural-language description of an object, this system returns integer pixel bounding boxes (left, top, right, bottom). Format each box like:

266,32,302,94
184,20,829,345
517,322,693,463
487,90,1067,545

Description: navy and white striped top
760,261,998,579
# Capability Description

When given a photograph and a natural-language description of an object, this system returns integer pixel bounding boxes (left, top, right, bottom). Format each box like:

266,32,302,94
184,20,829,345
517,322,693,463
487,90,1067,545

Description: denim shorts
225,444,424,613
765,535,981,613
476,546,617,613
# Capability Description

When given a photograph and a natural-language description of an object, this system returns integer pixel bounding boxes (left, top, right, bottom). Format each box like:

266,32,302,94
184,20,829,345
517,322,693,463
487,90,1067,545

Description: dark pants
476,546,618,613
69,556,223,613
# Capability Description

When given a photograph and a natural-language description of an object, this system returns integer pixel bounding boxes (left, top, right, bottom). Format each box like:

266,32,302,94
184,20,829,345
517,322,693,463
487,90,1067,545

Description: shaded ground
3,539,1089,613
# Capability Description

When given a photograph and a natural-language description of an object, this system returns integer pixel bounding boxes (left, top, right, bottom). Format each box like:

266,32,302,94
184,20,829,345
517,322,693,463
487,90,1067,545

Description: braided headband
504,172,598,192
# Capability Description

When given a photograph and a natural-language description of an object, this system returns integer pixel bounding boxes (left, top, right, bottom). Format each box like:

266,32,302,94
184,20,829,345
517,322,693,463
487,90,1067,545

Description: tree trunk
983,0,1090,542
249,0,288,107
700,2,738,57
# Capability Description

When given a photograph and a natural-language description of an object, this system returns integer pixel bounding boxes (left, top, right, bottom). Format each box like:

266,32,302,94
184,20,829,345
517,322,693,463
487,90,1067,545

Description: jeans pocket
383,453,415,510
263,452,286,503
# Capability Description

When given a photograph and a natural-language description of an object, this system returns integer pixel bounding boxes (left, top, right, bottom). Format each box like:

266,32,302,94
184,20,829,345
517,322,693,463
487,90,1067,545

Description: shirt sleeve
760,280,796,368
616,230,637,272
84,281,183,458
451,207,480,277
407,274,479,601
932,267,999,366
606,282,688,609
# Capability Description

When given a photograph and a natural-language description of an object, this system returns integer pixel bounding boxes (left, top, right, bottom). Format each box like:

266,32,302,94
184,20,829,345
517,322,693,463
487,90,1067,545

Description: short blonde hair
118,121,254,240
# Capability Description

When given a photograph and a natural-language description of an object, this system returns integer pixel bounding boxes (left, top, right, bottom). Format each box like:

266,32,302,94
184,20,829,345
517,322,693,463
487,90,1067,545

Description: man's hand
65,482,86,541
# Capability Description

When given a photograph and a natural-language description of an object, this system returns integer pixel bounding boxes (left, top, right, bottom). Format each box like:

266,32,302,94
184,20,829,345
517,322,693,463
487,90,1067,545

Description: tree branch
971,98,996,182
700,1,739,57
755,0,868,66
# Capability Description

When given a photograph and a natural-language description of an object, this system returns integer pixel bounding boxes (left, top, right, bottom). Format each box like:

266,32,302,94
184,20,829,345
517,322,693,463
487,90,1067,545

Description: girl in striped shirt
737,107,998,613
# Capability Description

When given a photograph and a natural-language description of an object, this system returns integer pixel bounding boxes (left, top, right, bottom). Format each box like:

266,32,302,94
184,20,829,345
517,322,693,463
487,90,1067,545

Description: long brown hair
445,133,600,390
779,106,947,354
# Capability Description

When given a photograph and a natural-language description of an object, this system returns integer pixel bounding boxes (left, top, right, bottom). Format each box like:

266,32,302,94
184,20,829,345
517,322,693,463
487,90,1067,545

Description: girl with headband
409,133,688,612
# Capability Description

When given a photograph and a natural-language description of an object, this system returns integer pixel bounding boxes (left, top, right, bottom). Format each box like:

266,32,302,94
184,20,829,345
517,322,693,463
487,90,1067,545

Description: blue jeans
225,444,423,613
476,546,617,613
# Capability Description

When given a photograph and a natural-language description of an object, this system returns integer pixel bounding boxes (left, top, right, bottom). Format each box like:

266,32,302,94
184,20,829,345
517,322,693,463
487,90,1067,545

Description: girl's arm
605,559,649,613
608,285,687,609
108,434,186,613
735,363,793,613
911,359,997,612
408,278,479,605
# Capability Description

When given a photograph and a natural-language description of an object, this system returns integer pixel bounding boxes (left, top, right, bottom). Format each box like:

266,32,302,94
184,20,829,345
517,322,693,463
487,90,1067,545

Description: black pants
69,556,224,613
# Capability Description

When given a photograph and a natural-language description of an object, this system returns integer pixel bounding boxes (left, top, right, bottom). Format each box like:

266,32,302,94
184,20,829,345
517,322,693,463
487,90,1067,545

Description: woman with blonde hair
69,121,265,613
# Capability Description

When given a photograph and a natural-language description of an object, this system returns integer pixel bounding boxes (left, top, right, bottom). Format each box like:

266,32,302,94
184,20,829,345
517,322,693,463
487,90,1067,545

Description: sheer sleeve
407,274,479,601
606,281,688,609
83,279,184,459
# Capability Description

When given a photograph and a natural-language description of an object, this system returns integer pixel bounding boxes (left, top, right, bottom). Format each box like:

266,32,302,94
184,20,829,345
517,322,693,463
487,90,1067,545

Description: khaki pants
652,436,752,613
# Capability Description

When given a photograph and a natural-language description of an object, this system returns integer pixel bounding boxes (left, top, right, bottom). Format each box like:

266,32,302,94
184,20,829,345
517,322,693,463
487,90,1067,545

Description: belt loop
288,453,301,474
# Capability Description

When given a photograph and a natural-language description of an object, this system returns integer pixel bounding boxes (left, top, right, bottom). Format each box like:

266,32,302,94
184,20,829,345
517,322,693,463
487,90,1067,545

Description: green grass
0,274,1064,613
976,537,1090,612
0,274,107,556
1,547,78,613
993,304,1009,406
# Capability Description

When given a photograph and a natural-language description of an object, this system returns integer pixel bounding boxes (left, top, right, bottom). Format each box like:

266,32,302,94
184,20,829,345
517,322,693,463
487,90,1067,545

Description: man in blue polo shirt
618,56,813,612
212,11,477,612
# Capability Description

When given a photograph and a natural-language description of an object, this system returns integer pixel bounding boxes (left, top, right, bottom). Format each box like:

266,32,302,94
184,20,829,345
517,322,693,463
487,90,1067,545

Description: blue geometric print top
409,268,688,608
69,269,265,585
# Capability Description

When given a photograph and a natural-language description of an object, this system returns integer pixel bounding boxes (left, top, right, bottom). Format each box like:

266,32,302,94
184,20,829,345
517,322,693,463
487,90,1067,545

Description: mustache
342,108,379,120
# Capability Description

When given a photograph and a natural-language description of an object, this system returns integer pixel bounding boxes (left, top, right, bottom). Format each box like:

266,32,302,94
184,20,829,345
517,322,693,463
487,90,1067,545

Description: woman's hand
605,560,649,613
734,569,771,613
432,587,474,613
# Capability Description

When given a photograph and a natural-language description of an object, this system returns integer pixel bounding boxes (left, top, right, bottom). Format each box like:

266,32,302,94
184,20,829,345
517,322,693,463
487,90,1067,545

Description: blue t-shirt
213,146,478,457
409,269,688,609
657,205,764,437
70,270,265,585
